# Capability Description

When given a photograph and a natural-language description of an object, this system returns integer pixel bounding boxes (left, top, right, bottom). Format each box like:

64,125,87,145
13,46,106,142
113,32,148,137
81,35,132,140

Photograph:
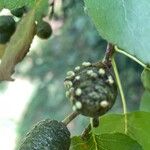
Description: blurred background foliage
14,0,143,148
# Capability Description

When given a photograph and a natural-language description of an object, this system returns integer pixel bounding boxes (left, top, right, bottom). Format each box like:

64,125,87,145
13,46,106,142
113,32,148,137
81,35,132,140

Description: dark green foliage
11,6,28,18
65,64,117,117
36,20,52,39
19,119,71,150
0,15,16,34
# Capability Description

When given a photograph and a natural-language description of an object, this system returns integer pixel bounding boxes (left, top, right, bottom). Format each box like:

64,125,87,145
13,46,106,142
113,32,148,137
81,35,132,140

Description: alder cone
19,119,71,150
64,62,118,118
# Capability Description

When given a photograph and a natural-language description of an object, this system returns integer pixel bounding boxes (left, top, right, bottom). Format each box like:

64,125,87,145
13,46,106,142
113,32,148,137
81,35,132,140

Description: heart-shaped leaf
84,0,150,64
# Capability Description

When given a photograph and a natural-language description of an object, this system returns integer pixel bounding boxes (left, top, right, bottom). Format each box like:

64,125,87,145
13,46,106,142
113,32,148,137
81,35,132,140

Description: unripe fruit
64,62,117,118
11,6,28,18
0,15,16,34
19,119,71,150
36,20,52,39
0,32,12,44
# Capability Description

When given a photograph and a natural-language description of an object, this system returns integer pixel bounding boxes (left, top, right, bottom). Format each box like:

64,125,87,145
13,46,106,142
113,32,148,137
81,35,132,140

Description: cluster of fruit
19,61,117,150
0,6,52,44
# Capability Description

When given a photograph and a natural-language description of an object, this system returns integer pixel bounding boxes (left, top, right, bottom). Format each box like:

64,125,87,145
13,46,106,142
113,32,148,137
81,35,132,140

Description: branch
115,46,150,71
49,0,55,19
62,111,79,125
81,124,91,140
112,57,128,134
93,43,115,68
103,43,114,64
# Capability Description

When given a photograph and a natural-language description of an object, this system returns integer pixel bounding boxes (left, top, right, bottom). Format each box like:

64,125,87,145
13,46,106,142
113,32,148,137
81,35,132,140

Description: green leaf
140,68,150,111
0,0,34,10
0,0,49,22
93,112,150,150
84,0,150,64
141,69,150,91
35,0,49,22
0,10,36,81
70,133,142,150
140,91,150,112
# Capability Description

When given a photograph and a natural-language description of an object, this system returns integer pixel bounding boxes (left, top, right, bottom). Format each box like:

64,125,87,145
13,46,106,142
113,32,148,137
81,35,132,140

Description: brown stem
81,124,91,140
49,0,55,19
103,43,115,67
92,117,99,128
62,111,79,125
93,43,115,68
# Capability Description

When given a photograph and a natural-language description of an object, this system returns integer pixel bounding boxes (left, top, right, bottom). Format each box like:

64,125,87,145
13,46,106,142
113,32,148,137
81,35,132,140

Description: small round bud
75,88,82,96
75,101,82,109
82,62,91,67
75,76,80,81
99,68,105,76
74,66,80,71
100,100,109,108
67,71,75,78
72,106,77,111
87,70,94,75
90,72,98,78
107,75,114,85
64,81,73,89
65,91,70,98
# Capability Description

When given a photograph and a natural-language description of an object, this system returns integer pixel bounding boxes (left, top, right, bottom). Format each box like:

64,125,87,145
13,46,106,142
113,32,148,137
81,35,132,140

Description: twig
49,0,55,19
81,124,91,140
112,57,128,134
115,46,150,71
62,111,79,125
103,43,114,64
93,43,115,68
92,117,99,128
